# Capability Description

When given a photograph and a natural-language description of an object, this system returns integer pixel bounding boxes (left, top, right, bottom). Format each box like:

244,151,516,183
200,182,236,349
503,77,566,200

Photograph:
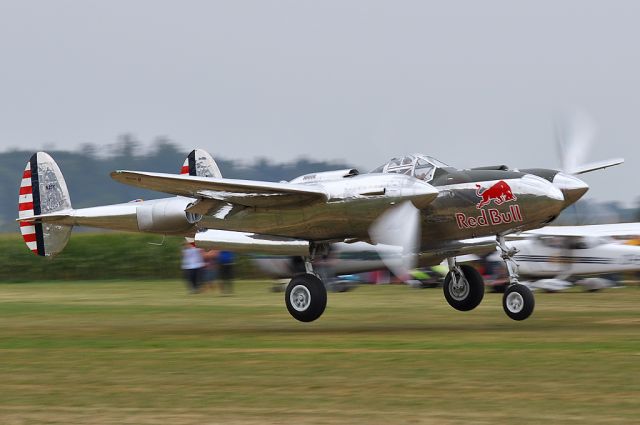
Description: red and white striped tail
180,158,190,175
180,149,222,178
18,161,39,254
17,152,73,257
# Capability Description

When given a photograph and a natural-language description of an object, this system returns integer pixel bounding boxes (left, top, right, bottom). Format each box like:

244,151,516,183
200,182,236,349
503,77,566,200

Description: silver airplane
17,148,622,322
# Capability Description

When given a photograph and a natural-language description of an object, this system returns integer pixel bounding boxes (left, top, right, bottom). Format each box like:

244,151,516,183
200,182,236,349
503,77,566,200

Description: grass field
0,280,638,425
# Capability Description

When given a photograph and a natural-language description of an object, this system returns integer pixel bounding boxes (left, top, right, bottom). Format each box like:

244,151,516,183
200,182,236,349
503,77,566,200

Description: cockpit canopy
371,154,449,182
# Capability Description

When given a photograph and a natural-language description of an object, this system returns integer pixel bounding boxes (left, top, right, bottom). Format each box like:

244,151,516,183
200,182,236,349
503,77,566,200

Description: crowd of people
181,241,235,294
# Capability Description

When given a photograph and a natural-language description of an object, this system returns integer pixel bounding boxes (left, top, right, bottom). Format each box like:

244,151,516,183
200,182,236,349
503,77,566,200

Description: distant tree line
0,134,356,232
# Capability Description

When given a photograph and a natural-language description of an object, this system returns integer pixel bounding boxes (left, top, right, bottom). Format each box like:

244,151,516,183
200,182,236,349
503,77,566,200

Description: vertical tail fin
18,152,73,256
180,148,222,178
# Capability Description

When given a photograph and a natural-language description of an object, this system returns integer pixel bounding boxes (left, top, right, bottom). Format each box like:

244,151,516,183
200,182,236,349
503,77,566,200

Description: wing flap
110,170,328,207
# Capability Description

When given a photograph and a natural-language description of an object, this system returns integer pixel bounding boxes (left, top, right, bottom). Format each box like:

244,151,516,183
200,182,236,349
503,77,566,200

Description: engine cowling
136,197,198,233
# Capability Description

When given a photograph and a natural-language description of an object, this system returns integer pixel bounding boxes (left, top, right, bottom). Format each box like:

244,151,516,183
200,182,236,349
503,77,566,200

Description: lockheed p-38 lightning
18,149,621,322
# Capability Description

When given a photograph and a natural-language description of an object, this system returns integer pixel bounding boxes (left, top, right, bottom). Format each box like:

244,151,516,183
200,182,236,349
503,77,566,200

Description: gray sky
1,1,638,202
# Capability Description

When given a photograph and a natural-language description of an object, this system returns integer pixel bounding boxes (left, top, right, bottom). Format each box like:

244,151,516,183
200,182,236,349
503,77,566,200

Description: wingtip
110,170,129,180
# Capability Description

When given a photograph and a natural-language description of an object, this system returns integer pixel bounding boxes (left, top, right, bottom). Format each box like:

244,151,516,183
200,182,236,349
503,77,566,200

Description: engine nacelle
136,198,198,233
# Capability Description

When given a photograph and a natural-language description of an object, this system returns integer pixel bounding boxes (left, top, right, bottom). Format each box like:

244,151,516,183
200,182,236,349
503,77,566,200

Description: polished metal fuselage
197,170,567,249
62,168,570,256
198,173,439,241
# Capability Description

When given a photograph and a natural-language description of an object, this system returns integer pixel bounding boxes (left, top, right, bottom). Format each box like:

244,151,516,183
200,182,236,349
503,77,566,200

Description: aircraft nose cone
520,174,565,217
553,172,589,206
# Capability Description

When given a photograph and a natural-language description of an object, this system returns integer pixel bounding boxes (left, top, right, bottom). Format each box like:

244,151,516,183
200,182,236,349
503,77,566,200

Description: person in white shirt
181,241,205,293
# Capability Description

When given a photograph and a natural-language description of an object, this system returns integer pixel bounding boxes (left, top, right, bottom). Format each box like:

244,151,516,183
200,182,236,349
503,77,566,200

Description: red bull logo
454,180,524,230
456,205,523,229
475,180,517,209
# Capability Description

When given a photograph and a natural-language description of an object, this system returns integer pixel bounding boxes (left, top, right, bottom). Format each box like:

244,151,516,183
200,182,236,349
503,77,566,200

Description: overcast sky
0,1,638,202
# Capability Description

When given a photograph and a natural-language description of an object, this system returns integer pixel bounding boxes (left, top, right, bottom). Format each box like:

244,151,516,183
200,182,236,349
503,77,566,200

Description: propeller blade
571,158,625,175
368,201,420,280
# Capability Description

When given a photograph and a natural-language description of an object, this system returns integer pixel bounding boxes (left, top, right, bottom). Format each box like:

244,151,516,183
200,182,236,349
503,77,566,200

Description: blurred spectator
218,250,236,294
202,249,220,292
181,241,205,293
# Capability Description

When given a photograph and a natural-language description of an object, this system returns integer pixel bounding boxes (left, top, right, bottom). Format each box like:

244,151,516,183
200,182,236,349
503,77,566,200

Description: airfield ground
0,280,638,424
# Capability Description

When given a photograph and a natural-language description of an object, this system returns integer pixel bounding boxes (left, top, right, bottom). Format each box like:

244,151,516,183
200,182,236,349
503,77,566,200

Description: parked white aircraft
502,223,640,291
256,223,640,292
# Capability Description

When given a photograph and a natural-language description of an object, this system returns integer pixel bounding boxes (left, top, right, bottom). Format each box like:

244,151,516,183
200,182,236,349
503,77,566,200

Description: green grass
0,281,638,424
0,233,260,281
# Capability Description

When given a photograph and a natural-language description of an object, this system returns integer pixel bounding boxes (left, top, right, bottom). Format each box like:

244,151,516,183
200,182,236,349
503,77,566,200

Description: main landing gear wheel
443,265,484,312
502,284,535,321
285,273,327,322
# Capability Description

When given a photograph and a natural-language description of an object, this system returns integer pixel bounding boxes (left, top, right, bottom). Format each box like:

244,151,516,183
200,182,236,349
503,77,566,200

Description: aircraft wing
111,170,328,208
419,236,497,265
522,223,640,238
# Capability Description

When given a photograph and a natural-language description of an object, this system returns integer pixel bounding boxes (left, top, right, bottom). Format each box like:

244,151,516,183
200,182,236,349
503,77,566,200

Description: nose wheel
502,283,535,320
497,235,535,321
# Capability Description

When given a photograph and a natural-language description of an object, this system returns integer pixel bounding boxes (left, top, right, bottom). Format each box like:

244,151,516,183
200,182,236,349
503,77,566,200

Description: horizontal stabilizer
17,210,75,225
111,170,328,207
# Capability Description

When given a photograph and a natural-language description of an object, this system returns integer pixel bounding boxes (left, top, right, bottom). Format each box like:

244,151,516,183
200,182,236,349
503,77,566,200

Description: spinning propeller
368,201,421,280
552,111,624,211
555,111,623,175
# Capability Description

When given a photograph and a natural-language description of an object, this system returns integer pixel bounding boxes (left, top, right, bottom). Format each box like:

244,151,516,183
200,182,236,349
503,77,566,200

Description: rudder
18,152,73,256
180,148,222,178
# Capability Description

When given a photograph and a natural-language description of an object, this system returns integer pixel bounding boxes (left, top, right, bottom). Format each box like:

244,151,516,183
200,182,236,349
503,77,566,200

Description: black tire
285,273,327,322
443,265,485,311
502,284,535,321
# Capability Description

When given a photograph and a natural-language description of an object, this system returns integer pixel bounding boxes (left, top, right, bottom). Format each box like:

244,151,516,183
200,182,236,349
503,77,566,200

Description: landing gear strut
497,235,535,321
284,247,328,323
443,258,484,311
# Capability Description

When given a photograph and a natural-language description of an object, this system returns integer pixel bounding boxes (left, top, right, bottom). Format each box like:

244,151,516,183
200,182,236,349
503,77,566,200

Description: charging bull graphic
475,180,517,209
454,180,523,230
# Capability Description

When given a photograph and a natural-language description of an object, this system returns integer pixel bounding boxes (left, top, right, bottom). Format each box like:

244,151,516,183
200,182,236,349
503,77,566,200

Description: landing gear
284,252,328,322
285,273,327,322
497,235,535,321
443,260,484,311
502,284,535,321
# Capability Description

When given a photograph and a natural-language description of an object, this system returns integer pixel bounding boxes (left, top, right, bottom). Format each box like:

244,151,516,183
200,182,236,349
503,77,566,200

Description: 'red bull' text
455,204,523,229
